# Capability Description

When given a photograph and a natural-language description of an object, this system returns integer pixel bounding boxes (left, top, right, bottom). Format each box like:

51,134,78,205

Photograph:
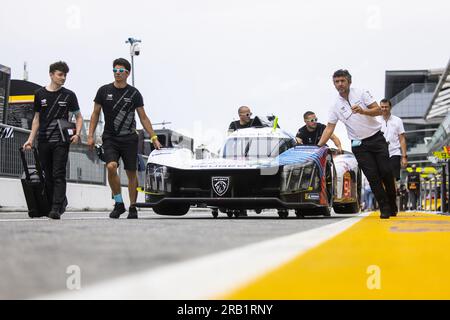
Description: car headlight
281,161,318,193
146,164,171,193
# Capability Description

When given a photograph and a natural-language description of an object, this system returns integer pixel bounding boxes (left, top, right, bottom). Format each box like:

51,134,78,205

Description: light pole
125,37,141,87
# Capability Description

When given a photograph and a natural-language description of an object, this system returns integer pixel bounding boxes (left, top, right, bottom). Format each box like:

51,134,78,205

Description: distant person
407,164,421,210
228,106,262,133
296,111,342,153
23,61,83,220
317,69,397,219
363,183,375,212
398,183,409,212
379,99,408,181
87,58,162,220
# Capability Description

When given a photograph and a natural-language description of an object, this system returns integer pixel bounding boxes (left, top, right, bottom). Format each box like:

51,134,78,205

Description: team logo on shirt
58,101,67,107
124,98,132,103
106,94,113,101
41,99,48,107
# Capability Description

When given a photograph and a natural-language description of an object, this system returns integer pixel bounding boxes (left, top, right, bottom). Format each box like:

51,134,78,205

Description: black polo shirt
228,117,263,132
94,83,144,138
296,123,326,145
33,87,80,143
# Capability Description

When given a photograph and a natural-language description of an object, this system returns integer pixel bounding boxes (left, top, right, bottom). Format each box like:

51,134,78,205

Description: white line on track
0,216,111,222
38,212,369,300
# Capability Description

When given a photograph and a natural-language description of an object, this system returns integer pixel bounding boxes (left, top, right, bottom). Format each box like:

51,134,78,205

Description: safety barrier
416,173,448,213
0,124,146,187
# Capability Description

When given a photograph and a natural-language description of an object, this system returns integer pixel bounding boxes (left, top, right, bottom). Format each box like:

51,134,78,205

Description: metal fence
0,124,147,187
66,144,106,185
0,125,36,177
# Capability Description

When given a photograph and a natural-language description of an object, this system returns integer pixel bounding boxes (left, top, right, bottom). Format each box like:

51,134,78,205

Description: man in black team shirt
87,58,162,219
228,106,262,133
296,111,342,153
23,61,83,220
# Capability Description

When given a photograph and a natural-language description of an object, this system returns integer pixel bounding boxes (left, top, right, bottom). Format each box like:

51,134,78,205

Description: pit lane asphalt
0,209,355,299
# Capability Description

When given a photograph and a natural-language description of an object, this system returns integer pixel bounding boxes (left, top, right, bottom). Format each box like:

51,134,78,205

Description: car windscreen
222,137,294,159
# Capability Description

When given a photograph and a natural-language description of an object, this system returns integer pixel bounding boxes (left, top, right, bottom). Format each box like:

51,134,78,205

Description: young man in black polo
87,58,161,219
296,111,342,153
318,69,397,219
23,61,83,219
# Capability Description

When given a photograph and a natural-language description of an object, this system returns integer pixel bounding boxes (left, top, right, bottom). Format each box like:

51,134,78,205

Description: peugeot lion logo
212,177,230,196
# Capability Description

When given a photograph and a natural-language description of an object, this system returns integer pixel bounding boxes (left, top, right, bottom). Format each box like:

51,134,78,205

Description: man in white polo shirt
379,98,408,181
317,69,397,219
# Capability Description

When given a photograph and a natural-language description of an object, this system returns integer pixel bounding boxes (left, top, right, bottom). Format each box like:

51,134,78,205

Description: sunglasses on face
240,113,252,117
113,68,127,73
306,118,318,123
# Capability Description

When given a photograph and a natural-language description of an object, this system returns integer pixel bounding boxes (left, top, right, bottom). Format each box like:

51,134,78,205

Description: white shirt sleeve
328,107,339,124
397,117,405,135
361,89,376,107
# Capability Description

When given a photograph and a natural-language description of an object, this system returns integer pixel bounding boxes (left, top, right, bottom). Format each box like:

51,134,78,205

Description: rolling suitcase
19,147,51,218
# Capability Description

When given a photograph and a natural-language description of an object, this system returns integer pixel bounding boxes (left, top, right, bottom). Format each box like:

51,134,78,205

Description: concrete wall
0,177,145,211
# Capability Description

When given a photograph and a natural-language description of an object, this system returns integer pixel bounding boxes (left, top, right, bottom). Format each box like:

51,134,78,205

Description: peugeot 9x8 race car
136,122,361,218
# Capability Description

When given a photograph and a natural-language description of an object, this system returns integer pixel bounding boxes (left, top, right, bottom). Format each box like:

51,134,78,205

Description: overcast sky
1,0,449,151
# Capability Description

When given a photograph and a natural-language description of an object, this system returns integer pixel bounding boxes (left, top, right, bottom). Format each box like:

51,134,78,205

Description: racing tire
226,212,234,218
153,204,190,216
333,202,360,214
211,209,219,219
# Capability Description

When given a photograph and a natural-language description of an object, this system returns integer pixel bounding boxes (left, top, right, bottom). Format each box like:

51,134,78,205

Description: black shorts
389,155,401,181
102,134,138,171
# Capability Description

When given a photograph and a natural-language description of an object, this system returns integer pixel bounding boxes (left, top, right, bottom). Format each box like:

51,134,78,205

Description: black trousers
389,155,401,181
409,189,420,210
352,131,397,215
38,141,70,210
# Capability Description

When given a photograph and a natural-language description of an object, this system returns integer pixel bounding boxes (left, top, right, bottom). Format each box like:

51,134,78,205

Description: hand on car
153,139,162,150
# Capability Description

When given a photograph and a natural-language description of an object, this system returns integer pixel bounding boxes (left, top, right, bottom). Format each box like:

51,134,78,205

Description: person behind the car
228,106,262,133
296,111,342,153
317,69,397,219
87,58,162,220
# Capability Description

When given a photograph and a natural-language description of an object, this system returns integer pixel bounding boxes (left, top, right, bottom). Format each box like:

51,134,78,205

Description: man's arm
70,111,83,144
23,112,40,149
295,130,303,145
87,103,102,150
136,107,162,150
399,133,408,168
317,123,336,147
330,133,343,153
351,102,382,117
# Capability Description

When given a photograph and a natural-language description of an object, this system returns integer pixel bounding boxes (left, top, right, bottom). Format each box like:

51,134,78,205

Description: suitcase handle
19,147,45,184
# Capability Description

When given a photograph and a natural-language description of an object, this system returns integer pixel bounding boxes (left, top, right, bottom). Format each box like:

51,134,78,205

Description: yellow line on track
224,211,450,299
